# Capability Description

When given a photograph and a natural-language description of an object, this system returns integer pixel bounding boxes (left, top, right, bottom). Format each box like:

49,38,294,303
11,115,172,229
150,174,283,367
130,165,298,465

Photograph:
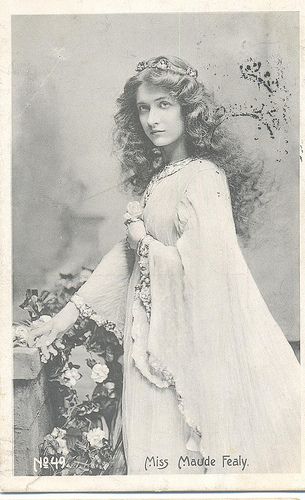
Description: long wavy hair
113,55,264,240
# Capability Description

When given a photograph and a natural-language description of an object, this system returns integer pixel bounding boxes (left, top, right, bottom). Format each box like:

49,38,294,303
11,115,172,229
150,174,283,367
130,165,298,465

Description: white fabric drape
75,159,300,473
140,163,300,472
76,240,134,336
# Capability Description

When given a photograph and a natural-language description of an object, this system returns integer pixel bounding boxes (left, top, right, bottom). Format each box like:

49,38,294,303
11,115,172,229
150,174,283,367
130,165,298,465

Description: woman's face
136,82,185,148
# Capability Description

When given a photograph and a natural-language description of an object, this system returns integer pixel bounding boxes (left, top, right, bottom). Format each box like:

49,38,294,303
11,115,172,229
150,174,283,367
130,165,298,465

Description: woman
30,56,301,474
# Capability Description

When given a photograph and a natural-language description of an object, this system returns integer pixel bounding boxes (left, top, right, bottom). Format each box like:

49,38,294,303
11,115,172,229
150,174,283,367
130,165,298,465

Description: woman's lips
151,130,165,135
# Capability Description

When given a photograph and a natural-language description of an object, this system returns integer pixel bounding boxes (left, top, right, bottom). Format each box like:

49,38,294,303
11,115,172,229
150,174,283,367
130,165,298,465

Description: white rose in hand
124,201,143,226
126,201,143,218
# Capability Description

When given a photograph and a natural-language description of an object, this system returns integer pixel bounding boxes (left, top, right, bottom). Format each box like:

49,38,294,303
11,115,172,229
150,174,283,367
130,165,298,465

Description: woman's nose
147,107,160,127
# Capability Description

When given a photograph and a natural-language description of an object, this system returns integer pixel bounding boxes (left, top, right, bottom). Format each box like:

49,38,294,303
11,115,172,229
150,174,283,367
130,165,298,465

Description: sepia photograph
0,0,304,493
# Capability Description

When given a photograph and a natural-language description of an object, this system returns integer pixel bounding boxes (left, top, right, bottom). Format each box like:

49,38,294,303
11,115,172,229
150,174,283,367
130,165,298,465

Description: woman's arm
30,238,135,353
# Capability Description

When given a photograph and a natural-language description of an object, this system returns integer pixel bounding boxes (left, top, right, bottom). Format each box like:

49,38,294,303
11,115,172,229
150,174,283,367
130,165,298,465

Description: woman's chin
150,137,172,147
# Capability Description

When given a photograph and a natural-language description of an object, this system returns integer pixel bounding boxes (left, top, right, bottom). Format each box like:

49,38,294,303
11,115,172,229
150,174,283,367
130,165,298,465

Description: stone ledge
14,347,42,380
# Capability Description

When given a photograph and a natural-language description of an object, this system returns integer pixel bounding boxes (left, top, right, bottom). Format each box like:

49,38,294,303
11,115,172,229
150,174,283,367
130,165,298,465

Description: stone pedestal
13,347,54,476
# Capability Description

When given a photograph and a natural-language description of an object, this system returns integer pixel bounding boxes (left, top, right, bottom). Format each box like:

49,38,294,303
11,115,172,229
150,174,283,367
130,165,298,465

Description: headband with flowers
136,58,198,79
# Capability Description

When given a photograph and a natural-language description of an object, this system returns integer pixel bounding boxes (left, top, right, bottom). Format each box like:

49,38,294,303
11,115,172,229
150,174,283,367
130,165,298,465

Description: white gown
74,158,301,474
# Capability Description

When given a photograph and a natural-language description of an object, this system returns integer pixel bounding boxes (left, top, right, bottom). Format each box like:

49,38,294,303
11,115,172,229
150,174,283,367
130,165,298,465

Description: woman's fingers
35,328,57,348
39,340,51,361
27,320,57,348
35,329,59,360
27,326,49,347
29,320,53,342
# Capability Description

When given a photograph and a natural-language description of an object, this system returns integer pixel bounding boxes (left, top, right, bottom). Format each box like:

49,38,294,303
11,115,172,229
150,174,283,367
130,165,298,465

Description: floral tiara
136,58,198,79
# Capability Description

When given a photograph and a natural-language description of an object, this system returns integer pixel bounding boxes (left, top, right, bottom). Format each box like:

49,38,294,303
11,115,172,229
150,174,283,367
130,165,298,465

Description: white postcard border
0,0,304,493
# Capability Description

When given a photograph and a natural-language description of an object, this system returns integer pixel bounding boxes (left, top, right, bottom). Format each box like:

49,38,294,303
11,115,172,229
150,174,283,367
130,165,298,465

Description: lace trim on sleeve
70,293,123,343
134,235,153,321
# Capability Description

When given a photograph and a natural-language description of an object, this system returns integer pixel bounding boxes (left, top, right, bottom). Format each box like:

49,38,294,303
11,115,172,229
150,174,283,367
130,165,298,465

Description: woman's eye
159,101,170,109
138,105,149,113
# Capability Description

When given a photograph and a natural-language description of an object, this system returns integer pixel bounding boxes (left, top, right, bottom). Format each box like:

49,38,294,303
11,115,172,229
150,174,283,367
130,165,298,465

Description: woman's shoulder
176,159,227,227
189,158,225,177
185,159,226,190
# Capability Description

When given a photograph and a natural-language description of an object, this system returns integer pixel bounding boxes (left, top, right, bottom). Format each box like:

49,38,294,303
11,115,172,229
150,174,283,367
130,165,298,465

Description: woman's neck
160,137,189,165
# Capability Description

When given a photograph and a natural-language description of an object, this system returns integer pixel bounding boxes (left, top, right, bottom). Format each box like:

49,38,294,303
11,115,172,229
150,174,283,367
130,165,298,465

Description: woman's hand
27,302,79,359
126,219,146,250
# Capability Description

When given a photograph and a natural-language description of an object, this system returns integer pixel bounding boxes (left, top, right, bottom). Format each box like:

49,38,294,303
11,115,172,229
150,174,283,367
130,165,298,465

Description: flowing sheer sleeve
135,162,300,471
71,240,135,340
